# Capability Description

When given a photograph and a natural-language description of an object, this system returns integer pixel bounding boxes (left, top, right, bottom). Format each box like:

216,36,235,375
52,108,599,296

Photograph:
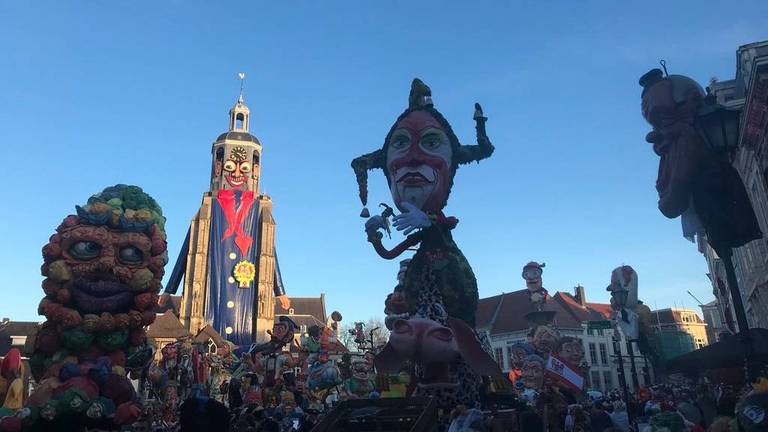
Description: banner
545,354,584,391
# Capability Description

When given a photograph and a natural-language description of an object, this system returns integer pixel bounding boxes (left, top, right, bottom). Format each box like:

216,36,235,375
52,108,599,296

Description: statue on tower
165,77,290,347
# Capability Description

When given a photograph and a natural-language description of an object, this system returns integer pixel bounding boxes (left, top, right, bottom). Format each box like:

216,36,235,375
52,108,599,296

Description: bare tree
339,317,390,352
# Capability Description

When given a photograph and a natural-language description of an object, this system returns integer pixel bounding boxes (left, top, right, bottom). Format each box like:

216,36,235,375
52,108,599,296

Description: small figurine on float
343,359,375,399
351,78,500,408
529,324,561,357
306,351,342,392
507,342,533,385
20,185,167,429
555,337,585,369
349,322,366,348
1,349,23,412
520,354,546,391
523,261,549,309
607,265,641,340
250,316,298,389
384,260,411,330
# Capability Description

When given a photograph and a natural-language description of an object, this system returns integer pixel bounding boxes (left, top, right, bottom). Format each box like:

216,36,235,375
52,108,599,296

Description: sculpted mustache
394,165,436,182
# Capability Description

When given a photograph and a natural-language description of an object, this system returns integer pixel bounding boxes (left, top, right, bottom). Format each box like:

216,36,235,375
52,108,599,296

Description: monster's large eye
223,160,236,172
69,241,102,260
239,162,252,173
118,246,144,264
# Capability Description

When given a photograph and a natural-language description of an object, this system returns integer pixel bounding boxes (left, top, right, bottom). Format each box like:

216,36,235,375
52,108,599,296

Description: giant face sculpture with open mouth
386,111,453,213
52,224,159,315
223,146,252,190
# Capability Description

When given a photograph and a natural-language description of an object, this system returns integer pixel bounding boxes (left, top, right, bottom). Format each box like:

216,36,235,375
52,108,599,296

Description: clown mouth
71,279,134,314
395,166,435,186
225,174,245,187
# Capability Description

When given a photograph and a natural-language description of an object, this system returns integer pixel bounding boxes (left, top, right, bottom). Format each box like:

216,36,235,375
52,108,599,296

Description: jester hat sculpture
352,78,494,218
353,79,499,408
25,185,167,428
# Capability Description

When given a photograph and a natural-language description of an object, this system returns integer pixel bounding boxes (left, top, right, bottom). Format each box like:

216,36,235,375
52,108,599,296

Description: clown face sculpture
386,111,454,213
222,146,251,190
354,79,498,410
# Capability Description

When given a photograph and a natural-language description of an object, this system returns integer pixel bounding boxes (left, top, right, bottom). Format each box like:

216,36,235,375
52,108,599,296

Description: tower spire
238,72,245,103
229,73,250,132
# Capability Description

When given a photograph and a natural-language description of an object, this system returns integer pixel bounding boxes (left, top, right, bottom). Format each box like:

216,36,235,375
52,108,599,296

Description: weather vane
238,72,246,100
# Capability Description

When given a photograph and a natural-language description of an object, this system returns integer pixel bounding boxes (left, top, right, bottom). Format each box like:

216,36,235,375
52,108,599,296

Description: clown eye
69,241,102,260
421,134,445,150
223,160,236,172
118,246,144,264
389,133,410,150
239,162,252,173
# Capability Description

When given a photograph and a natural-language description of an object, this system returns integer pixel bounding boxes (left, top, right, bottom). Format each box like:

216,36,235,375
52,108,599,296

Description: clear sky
1,1,767,324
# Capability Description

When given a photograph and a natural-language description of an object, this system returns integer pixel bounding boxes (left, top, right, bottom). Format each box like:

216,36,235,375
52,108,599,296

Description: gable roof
275,295,326,324
476,289,611,336
193,325,228,347
155,295,182,316
146,311,190,339
0,321,39,356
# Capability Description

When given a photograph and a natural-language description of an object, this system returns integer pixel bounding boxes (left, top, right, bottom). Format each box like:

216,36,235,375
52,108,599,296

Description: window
603,371,614,391
288,308,295,315
597,328,604,336
506,346,514,369
591,371,601,391
587,327,594,336
236,112,245,129
206,338,217,354
300,324,307,335
599,343,608,365
495,348,503,367
588,343,598,365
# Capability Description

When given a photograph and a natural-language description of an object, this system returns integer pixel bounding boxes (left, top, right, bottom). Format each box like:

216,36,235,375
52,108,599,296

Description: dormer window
288,308,295,315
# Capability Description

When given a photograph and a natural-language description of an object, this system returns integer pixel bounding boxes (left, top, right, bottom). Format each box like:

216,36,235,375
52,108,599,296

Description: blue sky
1,1,766,323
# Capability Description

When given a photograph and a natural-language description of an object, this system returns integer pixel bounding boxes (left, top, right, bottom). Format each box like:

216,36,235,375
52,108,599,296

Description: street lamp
695,93,742,154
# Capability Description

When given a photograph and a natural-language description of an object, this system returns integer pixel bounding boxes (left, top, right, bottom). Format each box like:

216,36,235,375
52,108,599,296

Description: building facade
700,300,728,343
164,89,288,345
476,286,653,394
702,40,768,331
650,308,709,361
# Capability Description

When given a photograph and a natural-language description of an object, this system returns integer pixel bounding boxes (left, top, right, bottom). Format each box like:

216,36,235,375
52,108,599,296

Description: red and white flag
545,354,584,391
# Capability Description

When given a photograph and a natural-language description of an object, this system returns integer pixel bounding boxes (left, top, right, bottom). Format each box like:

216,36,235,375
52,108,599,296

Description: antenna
659,60,668,77
238,72,246,101
687,291,705,306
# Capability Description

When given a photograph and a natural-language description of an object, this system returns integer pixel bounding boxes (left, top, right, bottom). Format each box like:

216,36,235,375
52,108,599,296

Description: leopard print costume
408,257,483,409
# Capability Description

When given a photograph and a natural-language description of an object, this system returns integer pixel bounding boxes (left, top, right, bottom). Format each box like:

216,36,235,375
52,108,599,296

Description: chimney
574,285,586,307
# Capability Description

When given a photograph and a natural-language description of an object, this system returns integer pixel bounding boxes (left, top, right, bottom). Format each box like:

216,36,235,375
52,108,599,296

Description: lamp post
639,67,762,382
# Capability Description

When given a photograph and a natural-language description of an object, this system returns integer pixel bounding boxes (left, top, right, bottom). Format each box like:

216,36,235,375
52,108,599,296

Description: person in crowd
609,401,629,432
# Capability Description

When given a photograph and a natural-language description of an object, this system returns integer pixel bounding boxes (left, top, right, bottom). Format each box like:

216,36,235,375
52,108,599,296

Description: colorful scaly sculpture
25,185,167,429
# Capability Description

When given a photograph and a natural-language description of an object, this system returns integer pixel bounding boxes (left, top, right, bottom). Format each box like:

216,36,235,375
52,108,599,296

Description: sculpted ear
374,343,406,373
447,317,501,376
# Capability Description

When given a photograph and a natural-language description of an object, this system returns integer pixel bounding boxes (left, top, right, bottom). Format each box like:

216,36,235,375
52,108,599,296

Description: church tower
166,78,289,345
